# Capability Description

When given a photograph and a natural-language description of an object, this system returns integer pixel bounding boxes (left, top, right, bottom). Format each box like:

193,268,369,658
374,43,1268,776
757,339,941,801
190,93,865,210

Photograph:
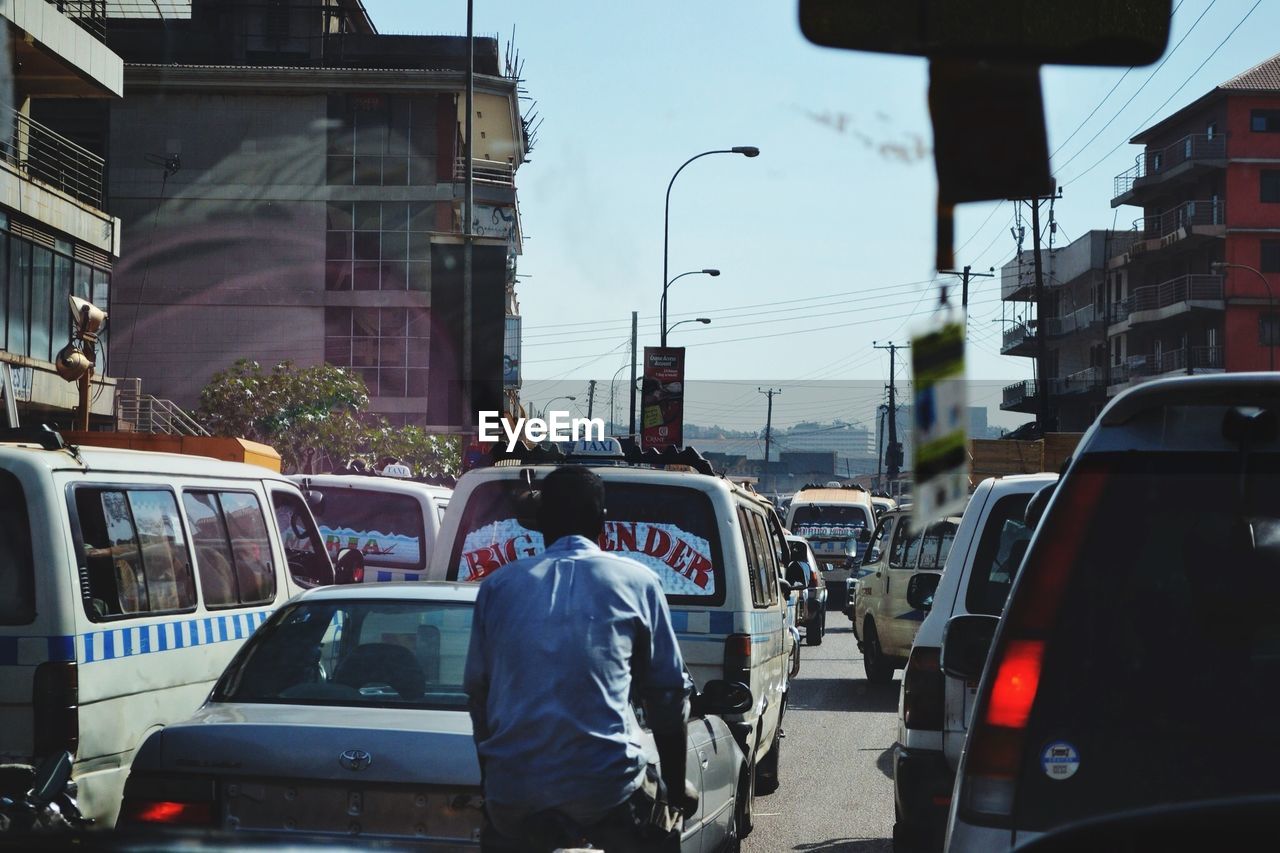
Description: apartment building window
326,94,438,186
1263,170,1280,204
1261,314,1280,347
1263,240,1280,274
1206,121,1218,140
325,202,435,292
0,224,109,369
1251,110,1280,133
324,307,430,398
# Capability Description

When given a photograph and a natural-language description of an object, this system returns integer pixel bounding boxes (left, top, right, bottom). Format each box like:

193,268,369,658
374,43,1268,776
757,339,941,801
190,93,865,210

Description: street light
1212,261,1274,370
667,317,712,335
662,146,759,346
661,269,719,343
540,395,576,419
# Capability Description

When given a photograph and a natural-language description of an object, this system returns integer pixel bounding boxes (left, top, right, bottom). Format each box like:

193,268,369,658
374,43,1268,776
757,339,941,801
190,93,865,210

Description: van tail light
808,570,820,589
960,466,1108,821
32,661,78,757
120,800,214,826
724,633,752,686
903,646,944,731
352,564,365,584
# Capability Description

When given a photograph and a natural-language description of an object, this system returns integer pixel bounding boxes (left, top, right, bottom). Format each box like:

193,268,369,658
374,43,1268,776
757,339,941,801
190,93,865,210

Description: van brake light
984,640,1044,729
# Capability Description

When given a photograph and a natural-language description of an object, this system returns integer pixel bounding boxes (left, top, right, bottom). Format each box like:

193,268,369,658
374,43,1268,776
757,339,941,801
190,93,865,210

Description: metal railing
45,1,107,42
1002,379,1036,408
0,106,105,208
1109,298,1131,325
453,157,515,186
1127,345,1224,379
1044,303,1100,337
1130,273,1223,315
1001,322,1034,352
1113,133,1227,198
116,380,210,436
1134,199,1224,241
1108,362,1130,385
1055,366,1105,395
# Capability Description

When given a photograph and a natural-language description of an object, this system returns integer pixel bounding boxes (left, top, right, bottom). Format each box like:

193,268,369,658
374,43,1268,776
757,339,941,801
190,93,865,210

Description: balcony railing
45,1,107,42
1056,366,1105,395
1127,345,1224,379
116,380,210,436
1130,273,1223,315
1002,322,1034,352
0,106,105,208
1002,379,1036,408
1134,199,1224,241
454,157,515,186
1044,303,1101,337
1113,133,1227,198
1109,298,1131,325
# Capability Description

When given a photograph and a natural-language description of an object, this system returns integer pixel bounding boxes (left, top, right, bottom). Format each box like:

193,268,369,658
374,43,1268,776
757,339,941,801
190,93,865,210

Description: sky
363,0,1280,430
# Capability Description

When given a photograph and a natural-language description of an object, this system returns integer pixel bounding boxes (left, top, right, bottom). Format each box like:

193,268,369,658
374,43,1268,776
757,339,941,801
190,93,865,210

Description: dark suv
945,374,1280,850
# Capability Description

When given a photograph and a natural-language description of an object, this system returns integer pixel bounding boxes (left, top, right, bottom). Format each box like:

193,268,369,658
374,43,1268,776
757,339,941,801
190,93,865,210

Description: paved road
743,621,900,853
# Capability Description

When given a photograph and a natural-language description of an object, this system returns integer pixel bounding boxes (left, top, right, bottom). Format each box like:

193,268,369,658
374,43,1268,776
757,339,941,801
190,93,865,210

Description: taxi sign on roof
381,463,413,479
557,438,625,458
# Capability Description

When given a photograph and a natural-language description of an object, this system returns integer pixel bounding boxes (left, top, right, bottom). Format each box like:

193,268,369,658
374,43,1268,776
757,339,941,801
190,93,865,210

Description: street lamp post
662,146,759,346
540,395,577,419
667,317,712,335
661,270,718,343
1212,261,1275,370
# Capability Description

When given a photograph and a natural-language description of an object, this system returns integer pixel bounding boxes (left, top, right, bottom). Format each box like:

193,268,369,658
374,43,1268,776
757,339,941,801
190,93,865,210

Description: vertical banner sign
641,347,686,450
912,314,968,525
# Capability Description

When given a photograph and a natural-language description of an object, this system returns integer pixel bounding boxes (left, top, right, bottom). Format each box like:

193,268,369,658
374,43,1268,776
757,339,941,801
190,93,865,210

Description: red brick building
1108,53,1280,386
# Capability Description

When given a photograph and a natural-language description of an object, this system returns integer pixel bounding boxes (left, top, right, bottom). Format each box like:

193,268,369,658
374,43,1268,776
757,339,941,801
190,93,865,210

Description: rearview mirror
906,572,941,611
941,614,1000,682
334,548,365,585
798,0,1172,66
693,680,753,717
856,527,871,543
1025,482,1057,529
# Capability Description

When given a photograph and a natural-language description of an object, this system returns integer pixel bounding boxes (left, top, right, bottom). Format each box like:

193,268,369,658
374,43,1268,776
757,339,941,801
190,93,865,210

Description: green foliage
197,359,459,476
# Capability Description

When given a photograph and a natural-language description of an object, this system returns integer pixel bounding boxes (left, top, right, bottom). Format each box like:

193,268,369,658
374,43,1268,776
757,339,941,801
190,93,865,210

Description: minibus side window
0,470,35,624
73,487,196,620
183,491,277,608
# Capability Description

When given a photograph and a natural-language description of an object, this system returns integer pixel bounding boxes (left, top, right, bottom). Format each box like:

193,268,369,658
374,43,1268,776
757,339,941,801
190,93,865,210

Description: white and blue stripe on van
0,611,272,666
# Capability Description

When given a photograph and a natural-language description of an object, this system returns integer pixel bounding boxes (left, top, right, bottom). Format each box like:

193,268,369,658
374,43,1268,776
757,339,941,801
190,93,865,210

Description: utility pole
628,311,638,438
586,380,597,419
874,341,908,482
1022,186,1060,433
759,387,781,490
939,264,995,337
461,0,475,426
876,404,887,489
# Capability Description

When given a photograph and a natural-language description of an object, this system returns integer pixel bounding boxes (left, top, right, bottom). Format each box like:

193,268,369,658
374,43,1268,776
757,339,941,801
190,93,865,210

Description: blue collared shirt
463,534,688,816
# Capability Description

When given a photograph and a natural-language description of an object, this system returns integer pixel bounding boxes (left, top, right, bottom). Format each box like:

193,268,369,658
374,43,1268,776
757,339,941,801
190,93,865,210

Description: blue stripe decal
710,612,734,634
47,636,74,662
377,571,394,582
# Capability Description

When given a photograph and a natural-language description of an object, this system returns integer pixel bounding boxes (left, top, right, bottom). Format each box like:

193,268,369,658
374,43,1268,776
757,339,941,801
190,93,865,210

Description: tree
198,359,460,477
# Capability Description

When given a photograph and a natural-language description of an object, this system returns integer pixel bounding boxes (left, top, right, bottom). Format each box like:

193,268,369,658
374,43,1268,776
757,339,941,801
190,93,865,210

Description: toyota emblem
339,749,373,771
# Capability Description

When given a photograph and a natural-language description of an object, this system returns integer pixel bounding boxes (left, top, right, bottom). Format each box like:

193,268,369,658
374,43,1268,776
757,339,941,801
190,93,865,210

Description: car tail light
960,466,1108,821
808,569,820,589
352,564,365,583
724,633,752,686
903,646,944,730
120,800,215,825
32,661,78,756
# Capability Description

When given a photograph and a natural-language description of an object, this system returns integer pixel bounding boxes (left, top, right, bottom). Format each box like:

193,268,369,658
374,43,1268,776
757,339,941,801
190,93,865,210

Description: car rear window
1014,452,1280,829
964,493,1033,616
214,600,473,710
310,487,426,570
791,504,870,530
0,470,34,625
448,478,725,605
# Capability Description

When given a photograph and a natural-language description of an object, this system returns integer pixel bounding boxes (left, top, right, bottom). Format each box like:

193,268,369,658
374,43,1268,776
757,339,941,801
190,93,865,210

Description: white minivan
427,440,795,838
292,472,452,583
0,429,345,826
891,473,1057,852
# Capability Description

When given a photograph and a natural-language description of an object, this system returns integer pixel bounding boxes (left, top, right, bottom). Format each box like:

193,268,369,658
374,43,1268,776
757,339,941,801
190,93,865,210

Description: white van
891,473,1057,852
785,484,877,613
292,473,452,583
427,441,794,838
0,430,342,826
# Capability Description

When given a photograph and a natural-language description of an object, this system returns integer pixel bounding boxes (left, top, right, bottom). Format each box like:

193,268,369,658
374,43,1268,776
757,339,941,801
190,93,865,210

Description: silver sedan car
119,582,750,851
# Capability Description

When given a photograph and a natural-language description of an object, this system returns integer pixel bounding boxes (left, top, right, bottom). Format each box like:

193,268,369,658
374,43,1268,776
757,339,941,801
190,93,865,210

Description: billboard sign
641,346,686,450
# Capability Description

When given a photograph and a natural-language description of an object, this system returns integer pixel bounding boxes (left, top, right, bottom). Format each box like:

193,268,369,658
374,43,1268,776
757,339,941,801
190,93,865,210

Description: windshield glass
448,478,724,604
214,600,473,710
965,493,1034,615
1017,453,1280,827
311,487,427,570
791,505,870,532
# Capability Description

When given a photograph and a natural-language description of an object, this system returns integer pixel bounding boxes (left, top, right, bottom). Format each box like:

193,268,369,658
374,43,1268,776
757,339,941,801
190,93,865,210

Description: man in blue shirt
464,466,693,851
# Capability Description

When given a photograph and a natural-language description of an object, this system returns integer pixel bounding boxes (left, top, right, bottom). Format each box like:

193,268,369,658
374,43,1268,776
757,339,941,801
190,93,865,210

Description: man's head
537,466,606,544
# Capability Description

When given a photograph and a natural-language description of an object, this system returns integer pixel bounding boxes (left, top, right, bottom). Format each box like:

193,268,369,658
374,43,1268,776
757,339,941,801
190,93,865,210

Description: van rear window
448,480,724,604
310,487,426,570
0,470,34,625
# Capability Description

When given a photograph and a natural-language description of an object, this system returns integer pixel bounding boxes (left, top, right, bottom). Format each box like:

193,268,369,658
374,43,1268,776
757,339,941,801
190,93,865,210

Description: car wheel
754,728,782,795
735,764,754,839
863,620,894,684
805,613,822,646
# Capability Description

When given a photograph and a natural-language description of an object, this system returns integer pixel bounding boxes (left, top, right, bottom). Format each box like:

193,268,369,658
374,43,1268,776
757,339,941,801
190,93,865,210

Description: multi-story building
1107,53,1280,389
40,0,527,430
999,230,1121,431
0,1,123,425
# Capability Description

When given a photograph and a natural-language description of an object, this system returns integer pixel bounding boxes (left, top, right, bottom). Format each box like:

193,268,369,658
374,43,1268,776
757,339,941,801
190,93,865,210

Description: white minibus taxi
0,429,340,826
